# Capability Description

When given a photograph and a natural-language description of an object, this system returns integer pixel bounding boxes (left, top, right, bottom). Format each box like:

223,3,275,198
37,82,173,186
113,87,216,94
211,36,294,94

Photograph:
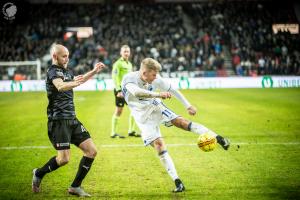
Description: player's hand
93,62,106,73
117,92,124,98
159,92,172,99
187,106,197,116
74,75,84,86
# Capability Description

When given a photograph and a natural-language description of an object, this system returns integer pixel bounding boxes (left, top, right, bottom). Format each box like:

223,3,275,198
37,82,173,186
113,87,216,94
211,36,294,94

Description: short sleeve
48,67,64,81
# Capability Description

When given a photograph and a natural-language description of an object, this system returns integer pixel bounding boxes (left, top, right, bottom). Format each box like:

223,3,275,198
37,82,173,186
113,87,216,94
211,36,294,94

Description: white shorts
135,103,179,146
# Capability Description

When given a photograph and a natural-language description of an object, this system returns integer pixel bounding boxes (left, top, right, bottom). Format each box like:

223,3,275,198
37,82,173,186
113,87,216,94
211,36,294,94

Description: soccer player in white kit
121,58,230,192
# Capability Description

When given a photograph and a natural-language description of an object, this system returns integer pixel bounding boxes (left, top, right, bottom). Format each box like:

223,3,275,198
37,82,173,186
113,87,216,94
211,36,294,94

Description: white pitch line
0,142,299,150
0,146,52,150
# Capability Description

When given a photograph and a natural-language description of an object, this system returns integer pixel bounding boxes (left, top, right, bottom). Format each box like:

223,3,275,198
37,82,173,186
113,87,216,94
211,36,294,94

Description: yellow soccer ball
197,133,217,152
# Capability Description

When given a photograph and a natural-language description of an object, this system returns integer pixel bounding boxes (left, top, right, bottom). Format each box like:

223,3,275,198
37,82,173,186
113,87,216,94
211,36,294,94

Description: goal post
0,59,42,80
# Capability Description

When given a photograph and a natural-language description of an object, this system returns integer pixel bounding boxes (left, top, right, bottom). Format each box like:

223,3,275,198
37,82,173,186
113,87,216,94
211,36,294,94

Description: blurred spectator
0,2,299,79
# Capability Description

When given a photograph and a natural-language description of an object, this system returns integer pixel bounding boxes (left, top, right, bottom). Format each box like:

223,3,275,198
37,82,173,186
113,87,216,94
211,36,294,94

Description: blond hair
121,45,130,51
140,58,162,71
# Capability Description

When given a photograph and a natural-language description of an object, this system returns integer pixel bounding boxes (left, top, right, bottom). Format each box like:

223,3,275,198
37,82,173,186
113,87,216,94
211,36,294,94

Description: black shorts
114,89,126,107
48,118,91,150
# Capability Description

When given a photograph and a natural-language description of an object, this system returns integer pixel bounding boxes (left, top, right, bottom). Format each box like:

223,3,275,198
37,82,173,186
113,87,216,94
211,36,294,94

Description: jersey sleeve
169,87,191,108
152,74,172,91
112,61,122,91
48,67,64,82
154,74,191,108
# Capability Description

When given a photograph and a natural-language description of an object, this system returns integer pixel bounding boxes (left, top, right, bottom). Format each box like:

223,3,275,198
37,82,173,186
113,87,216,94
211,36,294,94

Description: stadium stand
0,0,299,80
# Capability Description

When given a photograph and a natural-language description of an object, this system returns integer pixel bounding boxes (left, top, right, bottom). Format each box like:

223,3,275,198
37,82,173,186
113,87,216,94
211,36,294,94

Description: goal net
0,60,42,80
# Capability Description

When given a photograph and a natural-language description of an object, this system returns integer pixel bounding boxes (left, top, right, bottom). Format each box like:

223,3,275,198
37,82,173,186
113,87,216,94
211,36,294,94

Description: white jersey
121,71,191,124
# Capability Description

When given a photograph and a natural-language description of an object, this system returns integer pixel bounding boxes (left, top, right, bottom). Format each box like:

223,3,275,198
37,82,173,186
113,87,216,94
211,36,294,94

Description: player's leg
111,90,125,138
72,138,97,187
112,106,122,134
136,117,184,192
68,139,97,197
151,138,185,192
68,120,97,197
32,120,71,193
151,138,178,181
128,114,140,137
171,117,230,150
32,150,69,193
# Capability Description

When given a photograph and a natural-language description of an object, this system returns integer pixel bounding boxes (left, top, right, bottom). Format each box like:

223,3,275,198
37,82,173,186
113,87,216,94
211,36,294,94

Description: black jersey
46,65,76,120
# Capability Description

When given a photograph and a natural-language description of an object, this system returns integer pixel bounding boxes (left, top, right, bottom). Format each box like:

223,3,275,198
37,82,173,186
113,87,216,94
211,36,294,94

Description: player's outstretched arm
158,92,172,99
168,87,193,109
52,77,84,91
154,75,191,104
125,83,171,99
52,62,105,91
81,62,106,83
187,106,197,116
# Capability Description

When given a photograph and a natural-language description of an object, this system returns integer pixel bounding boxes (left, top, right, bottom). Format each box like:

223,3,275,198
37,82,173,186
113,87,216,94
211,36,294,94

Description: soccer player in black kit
32,44,105,197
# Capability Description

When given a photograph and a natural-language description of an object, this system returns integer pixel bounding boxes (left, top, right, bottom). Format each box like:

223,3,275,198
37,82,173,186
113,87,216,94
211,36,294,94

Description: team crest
2,2,17,21
56,71,64,77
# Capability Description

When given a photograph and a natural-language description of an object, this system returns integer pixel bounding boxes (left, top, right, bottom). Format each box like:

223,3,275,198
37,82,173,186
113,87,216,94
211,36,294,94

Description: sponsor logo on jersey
56,142,70,147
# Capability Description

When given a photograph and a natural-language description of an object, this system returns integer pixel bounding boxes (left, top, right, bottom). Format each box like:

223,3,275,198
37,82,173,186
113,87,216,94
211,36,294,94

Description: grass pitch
0,88,299,200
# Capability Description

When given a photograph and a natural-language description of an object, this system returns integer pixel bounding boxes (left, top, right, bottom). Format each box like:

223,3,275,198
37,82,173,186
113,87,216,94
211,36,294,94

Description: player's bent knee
90,149,97,158
85,148,97,158
153,139,166,153
57,150,70,166
57,156,70,166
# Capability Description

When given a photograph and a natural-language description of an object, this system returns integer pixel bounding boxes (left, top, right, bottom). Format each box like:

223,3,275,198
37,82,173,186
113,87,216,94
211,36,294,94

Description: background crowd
0,1,299,80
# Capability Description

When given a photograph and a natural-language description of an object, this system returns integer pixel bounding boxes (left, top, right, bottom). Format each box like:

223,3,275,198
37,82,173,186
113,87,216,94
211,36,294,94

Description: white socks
159,151,178,181
189,122,218,137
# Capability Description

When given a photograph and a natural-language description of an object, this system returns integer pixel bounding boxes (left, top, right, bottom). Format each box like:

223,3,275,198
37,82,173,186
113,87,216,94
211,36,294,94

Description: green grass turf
0,88,299,199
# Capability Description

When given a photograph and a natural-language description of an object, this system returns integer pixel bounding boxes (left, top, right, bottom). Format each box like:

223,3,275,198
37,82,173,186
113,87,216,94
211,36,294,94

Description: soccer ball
197,133,217,152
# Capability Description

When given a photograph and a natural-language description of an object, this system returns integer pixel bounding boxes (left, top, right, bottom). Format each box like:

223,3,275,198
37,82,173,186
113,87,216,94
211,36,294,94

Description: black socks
35,156,59,179
71,156,94,187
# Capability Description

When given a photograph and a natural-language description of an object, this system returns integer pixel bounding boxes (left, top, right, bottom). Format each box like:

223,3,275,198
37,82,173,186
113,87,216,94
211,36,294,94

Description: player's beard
63,62,68,69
